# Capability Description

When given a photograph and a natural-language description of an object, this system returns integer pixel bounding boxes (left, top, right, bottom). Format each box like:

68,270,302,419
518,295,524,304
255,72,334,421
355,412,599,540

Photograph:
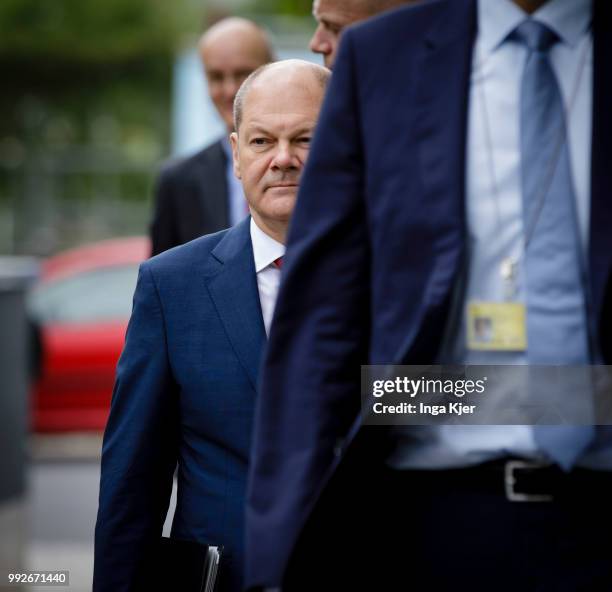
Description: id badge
467,301,527,351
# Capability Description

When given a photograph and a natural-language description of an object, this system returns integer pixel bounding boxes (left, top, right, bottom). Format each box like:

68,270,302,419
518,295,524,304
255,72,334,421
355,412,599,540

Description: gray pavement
3,434,177,592
22,435,101,591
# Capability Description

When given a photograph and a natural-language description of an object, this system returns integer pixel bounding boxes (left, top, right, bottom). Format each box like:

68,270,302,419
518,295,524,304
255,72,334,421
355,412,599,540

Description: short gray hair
233,60,331,132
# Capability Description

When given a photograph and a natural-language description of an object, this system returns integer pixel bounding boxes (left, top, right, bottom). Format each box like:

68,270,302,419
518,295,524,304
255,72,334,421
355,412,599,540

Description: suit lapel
589,0,612,356
205,218,266,390
396,0,476,363
199,139,230,229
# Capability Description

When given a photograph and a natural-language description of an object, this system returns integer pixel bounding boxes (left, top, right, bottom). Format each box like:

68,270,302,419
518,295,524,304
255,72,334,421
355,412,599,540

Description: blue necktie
514,19,593,470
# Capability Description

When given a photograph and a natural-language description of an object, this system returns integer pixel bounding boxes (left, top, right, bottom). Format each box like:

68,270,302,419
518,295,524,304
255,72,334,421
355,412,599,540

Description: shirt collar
535,0,592,48
250,217,285,273
478,0,592,56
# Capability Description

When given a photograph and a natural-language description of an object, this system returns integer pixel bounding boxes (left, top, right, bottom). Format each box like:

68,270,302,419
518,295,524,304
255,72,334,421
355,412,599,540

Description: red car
28,237,150,432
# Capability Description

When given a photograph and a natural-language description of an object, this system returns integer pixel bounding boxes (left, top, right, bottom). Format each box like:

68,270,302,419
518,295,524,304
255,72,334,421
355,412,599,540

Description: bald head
200,18,274,63
310,0,415,68
199,17,275,131
233,60,330,133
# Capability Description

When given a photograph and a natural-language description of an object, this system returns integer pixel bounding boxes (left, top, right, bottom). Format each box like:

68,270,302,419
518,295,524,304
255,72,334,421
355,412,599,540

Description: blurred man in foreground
309,0,415,67
247,0,612,589
94,59,329,592
150,17,275,256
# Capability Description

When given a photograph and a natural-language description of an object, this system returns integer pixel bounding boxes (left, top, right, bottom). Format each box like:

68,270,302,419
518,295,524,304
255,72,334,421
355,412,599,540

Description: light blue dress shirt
221,136,250,227
388,0,608,470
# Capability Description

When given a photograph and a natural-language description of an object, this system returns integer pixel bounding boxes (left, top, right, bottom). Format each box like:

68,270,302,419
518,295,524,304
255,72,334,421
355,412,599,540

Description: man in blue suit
93,59,329,592
247,0,612,589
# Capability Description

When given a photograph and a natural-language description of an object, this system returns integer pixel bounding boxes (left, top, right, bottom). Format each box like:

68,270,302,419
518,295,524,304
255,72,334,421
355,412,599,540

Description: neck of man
252,212,287,245
512,0,549,14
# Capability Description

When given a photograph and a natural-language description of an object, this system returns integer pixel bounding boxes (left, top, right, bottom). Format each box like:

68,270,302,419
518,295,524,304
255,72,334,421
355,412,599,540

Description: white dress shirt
250,217,285,335
389,0,593,469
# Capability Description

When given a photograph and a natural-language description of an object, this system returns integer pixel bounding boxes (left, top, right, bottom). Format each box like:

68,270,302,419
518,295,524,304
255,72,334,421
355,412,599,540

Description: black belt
395,458,612,503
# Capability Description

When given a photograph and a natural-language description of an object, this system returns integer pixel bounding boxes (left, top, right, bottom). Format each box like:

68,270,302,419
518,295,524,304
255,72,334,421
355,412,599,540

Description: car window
28,264,139,324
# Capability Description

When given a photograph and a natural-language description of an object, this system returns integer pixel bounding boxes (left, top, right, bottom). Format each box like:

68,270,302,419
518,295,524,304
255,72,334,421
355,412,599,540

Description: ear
230,132,241,180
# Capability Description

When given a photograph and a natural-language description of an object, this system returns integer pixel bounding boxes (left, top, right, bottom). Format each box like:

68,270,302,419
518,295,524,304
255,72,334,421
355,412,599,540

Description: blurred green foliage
244,0,312,16
0,0,199,252
0,0,195,99
0,0,187,62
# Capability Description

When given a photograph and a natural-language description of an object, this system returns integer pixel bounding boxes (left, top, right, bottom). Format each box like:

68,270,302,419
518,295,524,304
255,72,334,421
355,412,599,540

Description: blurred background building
0,1,315,589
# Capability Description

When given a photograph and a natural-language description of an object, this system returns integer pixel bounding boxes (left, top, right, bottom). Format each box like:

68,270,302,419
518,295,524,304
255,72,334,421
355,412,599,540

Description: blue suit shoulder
143,226,230,277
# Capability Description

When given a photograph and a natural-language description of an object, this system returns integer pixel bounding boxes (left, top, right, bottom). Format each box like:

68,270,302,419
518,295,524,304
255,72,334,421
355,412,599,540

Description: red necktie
273,257,283,269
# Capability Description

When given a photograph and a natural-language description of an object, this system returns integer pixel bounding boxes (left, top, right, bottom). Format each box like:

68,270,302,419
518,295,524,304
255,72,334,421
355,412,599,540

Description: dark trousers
285,461,612,591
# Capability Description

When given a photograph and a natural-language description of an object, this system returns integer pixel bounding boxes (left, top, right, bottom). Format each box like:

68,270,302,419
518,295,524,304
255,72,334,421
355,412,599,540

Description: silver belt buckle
504,460,554,502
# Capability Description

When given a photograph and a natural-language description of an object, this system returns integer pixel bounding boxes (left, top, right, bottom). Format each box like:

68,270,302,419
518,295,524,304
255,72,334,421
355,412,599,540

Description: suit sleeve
94,264,179,592
246,31,371,586
150,166,179,257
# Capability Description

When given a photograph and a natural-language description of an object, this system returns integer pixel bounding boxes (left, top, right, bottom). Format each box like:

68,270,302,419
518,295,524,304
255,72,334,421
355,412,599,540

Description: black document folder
139,537,222,592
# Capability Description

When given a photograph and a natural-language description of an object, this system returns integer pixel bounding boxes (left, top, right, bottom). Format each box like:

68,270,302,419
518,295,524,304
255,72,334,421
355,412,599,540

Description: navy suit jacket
246,0,612,587
94,218,265,592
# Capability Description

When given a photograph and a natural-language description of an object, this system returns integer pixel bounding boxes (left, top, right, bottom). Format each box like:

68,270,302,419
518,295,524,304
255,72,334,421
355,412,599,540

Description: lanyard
476,27,591,299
